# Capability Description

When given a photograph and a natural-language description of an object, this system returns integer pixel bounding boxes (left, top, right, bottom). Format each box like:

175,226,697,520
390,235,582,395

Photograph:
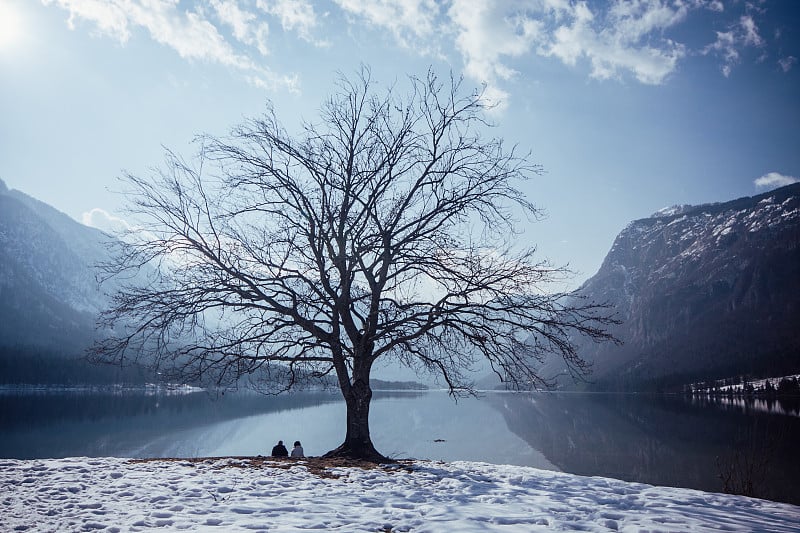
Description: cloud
82,208,132,234
704,30,737,76
46,0,245,66
44,0,131,40
754,172,799,191
257,0,326,46
542,1,687,85
703,13,765,77
323,1,700,110
778,56,796,73
444,0,689,108
447,0,545,110
43,0,297,91
739,15,762,47
606,0,690,42
210,0,270,55
449,1,542,81
333,0,440,51
340,0,783,102
82,208,169,251
42,0,789,110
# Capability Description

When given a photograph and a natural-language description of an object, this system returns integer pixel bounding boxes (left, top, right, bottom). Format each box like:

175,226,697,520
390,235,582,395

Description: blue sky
1,0,798,284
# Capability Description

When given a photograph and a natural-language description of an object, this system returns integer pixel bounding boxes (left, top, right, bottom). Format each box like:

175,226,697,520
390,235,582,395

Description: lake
1,389,799,505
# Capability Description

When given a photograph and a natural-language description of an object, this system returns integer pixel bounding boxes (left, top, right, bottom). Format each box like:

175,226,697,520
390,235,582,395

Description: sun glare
0,2,23,51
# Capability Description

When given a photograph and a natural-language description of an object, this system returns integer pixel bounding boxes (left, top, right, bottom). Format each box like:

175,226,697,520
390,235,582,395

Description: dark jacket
271,443,288,457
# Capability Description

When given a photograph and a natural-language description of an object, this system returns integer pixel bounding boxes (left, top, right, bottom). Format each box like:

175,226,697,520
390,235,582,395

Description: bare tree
95,68,616,461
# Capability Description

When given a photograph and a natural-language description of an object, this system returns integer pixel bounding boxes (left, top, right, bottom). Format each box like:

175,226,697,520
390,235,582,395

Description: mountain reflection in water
0,390,342,459
485,392,800,505
2,389,798,505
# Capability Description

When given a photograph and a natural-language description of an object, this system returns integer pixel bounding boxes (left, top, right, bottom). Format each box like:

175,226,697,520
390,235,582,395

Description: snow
618,192,799,269
651,205,692,218
2,456,799,532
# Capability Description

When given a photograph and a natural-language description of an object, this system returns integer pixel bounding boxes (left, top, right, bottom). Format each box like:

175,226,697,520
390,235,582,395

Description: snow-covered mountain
0,178,113,353
560,183,800,391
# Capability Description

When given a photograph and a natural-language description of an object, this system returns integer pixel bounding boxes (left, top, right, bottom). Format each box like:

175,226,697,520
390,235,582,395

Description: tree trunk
323,372,389,462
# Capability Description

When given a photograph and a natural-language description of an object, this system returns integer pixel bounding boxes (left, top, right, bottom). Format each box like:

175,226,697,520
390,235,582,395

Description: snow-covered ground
2,456,798,532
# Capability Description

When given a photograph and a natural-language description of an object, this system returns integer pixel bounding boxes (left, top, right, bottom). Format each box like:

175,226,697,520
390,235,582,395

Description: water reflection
369,392,556,469
486,392,800,504
2,389,798,505
687,393,800,417
0,390,341,459
147,391,557,469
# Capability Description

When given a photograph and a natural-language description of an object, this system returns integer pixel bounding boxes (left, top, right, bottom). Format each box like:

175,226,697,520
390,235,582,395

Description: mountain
559,183,800,391
0,179,154,384
0,179,113,350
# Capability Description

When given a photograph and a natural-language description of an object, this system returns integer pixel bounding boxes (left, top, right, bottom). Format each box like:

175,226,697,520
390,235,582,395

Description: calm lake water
1,389,799,505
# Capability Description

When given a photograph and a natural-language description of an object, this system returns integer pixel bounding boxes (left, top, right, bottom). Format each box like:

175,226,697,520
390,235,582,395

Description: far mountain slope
557,183,800,391
0,179,164,384
0,179,112,353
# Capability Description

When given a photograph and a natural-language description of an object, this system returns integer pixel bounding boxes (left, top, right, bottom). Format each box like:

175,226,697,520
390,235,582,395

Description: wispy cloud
778,56,796,73
703,13,765,77
43,0,299,91
82,207,132,234
349,1,784,107
445,0,689,109
541,0,688,85
258,0,327,46
333,0,441,51
704,30,737,77
209,0,270,56
44,0,131,40
42,0,792,108
754,172,799,191
739,15,763,47
312,0,698,109
448,0,543,110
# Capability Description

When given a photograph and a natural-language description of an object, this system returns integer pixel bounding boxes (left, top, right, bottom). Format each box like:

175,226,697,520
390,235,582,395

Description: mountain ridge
0,179,112,353
0,179,161,384
564,183,800,391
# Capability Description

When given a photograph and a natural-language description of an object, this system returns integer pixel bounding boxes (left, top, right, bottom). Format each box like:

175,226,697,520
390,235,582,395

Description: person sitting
290,440,304,458
271,440,288,457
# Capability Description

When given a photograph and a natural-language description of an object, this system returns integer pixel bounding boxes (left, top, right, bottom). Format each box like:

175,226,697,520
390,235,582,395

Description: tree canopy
95,68,616,461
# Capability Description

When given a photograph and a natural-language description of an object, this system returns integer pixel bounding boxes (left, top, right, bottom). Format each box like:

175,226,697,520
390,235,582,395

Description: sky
0,0,798,285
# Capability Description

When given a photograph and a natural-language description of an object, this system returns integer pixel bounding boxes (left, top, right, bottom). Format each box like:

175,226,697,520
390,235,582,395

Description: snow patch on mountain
651,204,694,218
562,183,800,390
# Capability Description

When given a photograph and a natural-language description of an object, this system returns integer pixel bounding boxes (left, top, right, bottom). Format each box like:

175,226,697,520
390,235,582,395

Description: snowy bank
1,456,798,532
